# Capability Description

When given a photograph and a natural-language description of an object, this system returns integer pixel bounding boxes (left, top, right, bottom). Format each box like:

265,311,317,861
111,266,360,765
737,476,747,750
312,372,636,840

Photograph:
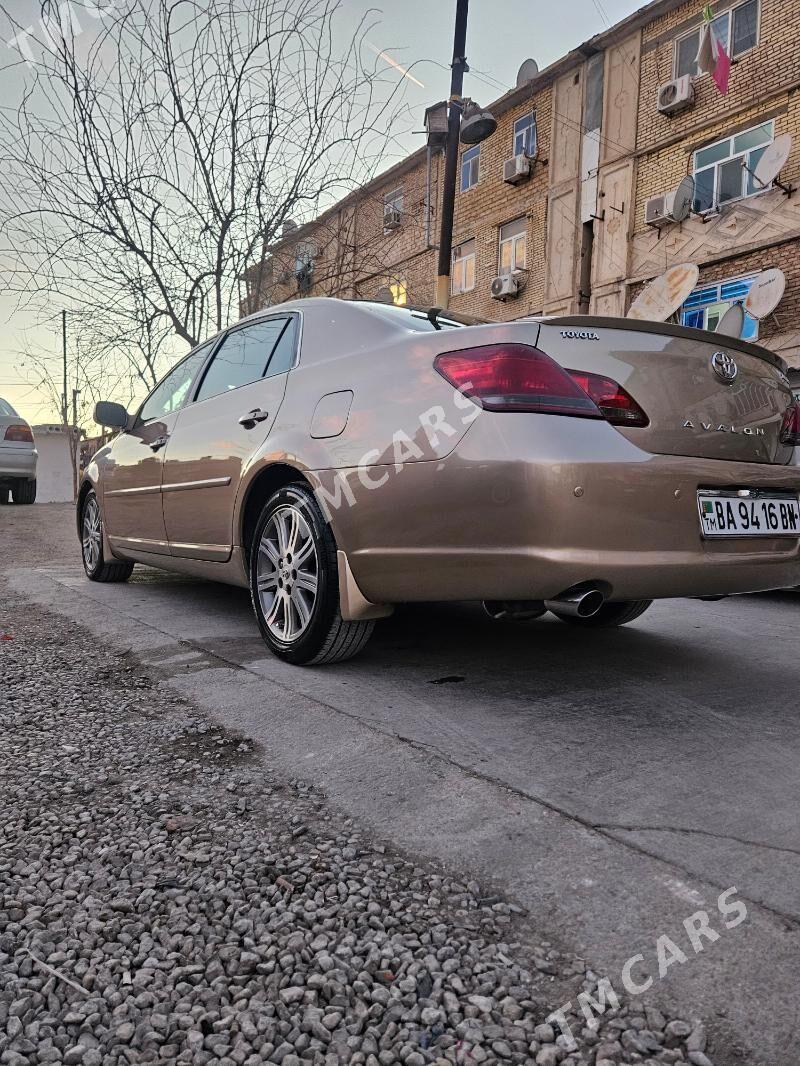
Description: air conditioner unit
645,193,669,227
656,75,695,117
645,185,692,226
503,155,531,185
491,273,521,300
383,205,402,230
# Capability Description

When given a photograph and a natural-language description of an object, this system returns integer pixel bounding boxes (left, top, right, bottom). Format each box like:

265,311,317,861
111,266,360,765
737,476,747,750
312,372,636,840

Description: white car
0,397,37,504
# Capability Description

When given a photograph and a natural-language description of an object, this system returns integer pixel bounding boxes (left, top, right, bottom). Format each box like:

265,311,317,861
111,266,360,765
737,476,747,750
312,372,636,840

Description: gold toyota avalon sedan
78,298,800,664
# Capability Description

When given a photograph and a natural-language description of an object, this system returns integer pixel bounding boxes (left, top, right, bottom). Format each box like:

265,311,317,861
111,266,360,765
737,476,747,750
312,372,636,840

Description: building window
460,146,480,192
498,218,527,274
452,239,476,294
513,112,537,158
294,242,315,276
680,275,759,339
692,120,774,213
675,0,759,78
389,278,408,306
383,187,404,232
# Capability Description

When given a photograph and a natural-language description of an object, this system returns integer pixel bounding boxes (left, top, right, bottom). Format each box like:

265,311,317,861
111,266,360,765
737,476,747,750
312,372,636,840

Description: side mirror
94,401,129,430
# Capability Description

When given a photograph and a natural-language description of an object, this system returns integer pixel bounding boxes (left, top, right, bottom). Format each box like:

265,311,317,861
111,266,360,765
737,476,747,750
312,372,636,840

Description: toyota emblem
711,351,738,384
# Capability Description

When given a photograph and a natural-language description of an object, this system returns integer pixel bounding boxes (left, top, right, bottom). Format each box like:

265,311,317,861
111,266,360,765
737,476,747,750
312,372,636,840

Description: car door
102,343,213,556
161,314,297,560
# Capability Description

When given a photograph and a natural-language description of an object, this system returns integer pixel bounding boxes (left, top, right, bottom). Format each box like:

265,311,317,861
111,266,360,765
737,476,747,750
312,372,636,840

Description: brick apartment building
242,0,800,368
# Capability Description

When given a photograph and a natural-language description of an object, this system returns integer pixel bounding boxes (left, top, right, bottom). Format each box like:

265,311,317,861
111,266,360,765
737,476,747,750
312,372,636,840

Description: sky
0,0,643,425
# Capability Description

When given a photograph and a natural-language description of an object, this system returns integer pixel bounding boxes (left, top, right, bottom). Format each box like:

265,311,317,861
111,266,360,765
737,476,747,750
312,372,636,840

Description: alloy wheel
256,503,319,643
82,495,102,572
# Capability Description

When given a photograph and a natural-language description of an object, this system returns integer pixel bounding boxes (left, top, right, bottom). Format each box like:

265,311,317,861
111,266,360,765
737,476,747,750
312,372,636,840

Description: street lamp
459,101,497,145
434,0,496,309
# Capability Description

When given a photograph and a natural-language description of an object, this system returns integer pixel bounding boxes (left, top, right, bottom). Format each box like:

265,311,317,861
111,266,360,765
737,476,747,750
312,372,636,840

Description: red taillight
780,402,800,446
433,343,650,428
566,369,649,427
4,424,33,443
434,344,602,418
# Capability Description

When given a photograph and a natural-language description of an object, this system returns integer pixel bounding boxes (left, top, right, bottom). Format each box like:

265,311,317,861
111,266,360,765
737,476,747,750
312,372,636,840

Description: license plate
697,491,800,538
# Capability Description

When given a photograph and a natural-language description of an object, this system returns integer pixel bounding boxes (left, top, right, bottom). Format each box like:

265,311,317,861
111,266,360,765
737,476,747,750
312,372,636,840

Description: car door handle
149,435,169,452
238,408,269,429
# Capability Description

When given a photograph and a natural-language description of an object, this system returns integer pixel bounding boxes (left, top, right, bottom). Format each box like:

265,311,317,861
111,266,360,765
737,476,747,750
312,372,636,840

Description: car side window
138,344,213,424
265,318,297,378
194,318,289,403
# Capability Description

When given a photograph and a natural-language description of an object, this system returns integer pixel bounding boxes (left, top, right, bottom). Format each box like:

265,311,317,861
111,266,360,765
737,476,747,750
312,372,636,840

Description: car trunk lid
537,317,795,465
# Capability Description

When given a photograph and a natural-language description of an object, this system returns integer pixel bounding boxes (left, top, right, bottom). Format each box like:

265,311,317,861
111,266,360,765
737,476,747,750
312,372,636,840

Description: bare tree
0,0,410,382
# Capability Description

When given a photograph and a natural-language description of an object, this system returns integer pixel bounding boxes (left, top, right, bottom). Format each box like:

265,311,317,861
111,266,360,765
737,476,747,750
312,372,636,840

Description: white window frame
692,119,774,214
383,187,404,234
513,113,537,158
294,241,315,277
673,0,759,79
460,146,480,192
498,218,527,275
452,239,476,295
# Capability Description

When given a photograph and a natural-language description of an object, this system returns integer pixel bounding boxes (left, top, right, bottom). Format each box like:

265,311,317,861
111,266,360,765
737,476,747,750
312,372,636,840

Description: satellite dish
671,175,695,223
281,219,298,237
374,286,394,304
753,133,793,190
716,303,745,339
744,268,786,320
627,263,700,322
516,58,539,87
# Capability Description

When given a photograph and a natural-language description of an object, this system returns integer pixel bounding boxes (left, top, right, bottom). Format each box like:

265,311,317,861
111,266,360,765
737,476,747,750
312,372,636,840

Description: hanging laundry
695,5,732,95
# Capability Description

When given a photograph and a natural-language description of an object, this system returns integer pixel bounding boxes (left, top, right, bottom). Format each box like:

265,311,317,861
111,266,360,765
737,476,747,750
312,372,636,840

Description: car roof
243,296,481,326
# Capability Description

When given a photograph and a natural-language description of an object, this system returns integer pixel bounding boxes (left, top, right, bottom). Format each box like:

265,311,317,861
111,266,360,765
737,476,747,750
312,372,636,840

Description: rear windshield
0,398,17,417
361,303,483,332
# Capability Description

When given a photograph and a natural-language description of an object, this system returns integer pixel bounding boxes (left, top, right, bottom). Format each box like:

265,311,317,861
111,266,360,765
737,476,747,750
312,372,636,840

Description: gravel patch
1,573,714,1065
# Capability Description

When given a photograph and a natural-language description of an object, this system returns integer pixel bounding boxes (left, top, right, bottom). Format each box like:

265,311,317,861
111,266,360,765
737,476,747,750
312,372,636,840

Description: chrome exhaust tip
544,585,606,619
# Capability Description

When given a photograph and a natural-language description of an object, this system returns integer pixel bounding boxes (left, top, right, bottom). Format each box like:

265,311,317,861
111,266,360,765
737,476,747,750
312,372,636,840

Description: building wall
637,0,800,149
447,85,552,320
253,152,442,311
692,240,800,362
32,427,76,503
246,0,800,365
629,0,800,365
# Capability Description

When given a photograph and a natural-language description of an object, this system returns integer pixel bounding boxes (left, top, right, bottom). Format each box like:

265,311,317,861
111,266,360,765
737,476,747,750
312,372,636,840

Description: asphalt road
5,503,800,1065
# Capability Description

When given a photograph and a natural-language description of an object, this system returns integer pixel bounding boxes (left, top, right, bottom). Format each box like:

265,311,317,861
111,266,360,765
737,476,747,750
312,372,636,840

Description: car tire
550,599,653,627
11,478,36,504
250,483,375,665
81,489,134,583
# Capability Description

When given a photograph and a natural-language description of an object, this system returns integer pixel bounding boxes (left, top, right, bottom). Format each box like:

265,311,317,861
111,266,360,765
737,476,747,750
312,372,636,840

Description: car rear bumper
325,415,800,603
350,543,800,602
0,448,37,480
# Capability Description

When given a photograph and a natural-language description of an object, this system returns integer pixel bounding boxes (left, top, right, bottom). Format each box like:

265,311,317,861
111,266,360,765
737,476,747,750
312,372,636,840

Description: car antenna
426,306,443,330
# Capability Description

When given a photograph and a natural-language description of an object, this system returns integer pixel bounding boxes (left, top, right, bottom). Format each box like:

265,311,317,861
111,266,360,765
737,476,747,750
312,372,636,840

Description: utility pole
61,310,68,426
435,0,470,310
72,388,81,498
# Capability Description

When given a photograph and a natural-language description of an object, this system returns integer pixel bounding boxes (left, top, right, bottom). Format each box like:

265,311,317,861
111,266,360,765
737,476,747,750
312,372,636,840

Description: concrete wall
33,427,76,503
